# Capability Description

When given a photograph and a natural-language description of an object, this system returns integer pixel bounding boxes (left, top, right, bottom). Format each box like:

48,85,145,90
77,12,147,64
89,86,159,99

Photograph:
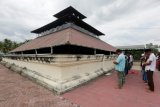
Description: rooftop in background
31,6,104,36
116,45,146,50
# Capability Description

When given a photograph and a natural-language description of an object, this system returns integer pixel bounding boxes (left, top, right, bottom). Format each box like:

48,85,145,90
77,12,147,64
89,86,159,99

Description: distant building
116,45,146,51
116,44,160,60
117,44,160,52
116,45,147,60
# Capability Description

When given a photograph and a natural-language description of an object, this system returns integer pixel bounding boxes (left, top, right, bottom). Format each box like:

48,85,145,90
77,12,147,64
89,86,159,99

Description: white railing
2,54,117,64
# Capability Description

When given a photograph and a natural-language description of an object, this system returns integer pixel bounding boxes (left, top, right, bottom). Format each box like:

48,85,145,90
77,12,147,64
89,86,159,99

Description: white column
94,49,96,55
51,47,53,54
21,51,23,57
35,49,37,55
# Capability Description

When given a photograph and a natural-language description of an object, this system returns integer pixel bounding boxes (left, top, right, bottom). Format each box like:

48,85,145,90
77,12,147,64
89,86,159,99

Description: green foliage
151,48,158,54
0,39,22,54
124,48,158,61
125,50,144,60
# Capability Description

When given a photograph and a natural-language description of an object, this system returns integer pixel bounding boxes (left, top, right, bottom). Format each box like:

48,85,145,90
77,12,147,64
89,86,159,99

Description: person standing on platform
143,49,156,92
113,49,126,89
140,53,148,83
128,53,133,70
125,54,129,75
156,52,160,71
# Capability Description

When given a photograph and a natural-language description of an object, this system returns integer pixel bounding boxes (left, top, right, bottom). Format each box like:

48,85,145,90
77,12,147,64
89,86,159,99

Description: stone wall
1,54,116,94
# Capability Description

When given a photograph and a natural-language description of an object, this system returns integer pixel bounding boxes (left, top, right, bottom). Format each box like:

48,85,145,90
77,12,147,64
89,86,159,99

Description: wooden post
21,51,23,59
51,47,53,54
35,49,37,55
94,49,96,55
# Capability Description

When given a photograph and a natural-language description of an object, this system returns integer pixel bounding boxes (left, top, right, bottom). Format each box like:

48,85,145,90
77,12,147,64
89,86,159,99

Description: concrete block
10,64,22,74
2,57,115,94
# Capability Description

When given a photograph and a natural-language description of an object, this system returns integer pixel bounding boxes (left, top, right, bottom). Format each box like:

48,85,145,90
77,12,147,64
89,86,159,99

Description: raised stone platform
1,55,116,94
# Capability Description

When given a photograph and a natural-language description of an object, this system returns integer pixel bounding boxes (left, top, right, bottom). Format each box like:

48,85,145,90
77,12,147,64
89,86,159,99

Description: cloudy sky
0,0,160,46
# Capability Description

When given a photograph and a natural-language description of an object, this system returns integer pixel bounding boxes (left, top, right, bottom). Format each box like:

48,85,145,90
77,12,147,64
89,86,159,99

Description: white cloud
0,0,160,46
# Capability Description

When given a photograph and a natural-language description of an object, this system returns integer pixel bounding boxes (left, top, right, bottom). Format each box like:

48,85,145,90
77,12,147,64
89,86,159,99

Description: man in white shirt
129,54,133,69
143,49,156,92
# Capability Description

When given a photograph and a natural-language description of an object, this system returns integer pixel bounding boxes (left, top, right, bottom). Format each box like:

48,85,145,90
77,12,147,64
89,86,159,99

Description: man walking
113,49,126,89
143,49,156,92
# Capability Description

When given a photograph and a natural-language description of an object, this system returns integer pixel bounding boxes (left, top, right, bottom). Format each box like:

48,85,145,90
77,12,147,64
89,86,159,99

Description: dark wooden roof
31,15,104,36
54,6,86,20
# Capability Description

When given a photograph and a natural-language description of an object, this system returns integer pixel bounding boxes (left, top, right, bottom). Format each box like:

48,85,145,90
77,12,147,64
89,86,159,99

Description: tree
146,43,153,48
3,39,13,53
0,41,3,52
0,39,23,54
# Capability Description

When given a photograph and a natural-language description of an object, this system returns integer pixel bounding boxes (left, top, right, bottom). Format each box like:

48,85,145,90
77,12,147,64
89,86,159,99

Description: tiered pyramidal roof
31,6,104,36
11,6,116,53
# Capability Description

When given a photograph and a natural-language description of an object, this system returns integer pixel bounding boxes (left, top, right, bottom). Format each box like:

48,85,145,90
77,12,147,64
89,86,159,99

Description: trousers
146,70,154,91
117,71,125,88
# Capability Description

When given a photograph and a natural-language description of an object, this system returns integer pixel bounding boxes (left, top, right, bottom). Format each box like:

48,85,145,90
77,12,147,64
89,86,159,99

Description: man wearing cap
143,49,156,92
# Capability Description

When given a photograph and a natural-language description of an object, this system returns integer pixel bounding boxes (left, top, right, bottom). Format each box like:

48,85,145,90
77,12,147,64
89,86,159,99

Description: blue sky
0,0,160,46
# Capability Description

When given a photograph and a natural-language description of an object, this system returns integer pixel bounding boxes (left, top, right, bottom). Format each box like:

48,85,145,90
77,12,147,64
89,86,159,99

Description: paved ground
0,64,76,107
63,68,160,107
1,63,160,107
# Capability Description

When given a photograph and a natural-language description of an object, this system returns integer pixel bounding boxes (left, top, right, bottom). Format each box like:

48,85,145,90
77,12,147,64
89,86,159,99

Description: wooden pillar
35,49,37,55
94,49,96,55
20,51,23,60
51,47,53,54
21,51,23,58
